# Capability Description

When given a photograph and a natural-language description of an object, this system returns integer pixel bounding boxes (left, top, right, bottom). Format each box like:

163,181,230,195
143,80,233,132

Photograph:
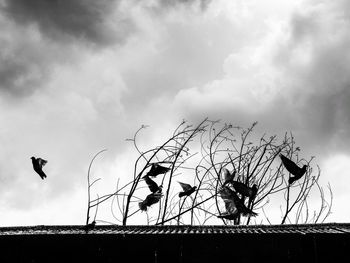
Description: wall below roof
0,233,349,263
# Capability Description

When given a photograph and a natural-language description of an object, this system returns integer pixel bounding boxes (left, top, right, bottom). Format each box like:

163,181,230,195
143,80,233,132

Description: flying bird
217,194,239,221
231,181,258,199
139,192,162,211
143,175,162,193
146,163,170,177
31,156,47,179
221,168,236,185
219,186,257,217
178,182,197,198
280,154,307,184
231,181,258,208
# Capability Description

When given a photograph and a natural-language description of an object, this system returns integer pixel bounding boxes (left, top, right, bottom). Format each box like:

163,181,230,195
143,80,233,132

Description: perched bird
178,182,197,198
219,186,257,217
84,220,96,232
139,192,162,211
143,175,162,193
31,157,47,179
146,163,170,177
280,154,307,184
221,168,236,185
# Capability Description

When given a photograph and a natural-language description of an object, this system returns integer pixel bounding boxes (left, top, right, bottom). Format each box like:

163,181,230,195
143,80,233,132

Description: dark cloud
0,52,48,97
2,0,212,47
296,88,350,158
154,0,212,10
0,18,52,97
0,0,210,98
2,0,133,46
0,0,133,97
280,2,350,156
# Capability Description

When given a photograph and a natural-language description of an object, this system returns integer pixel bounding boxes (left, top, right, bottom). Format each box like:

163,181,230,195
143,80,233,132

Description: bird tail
178,192,185,198
288,176,295,185
248,198,253,209
40,171,47,179
242,209,258,217
250,211,258,217
138,201,147,211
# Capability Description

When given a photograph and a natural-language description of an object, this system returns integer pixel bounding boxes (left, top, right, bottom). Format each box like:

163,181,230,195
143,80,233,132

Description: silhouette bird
139,192,162,211
231,181,258,207
31,157,47,179
84,220,96,232
219,186,257,217
178,182,197,198
221,168,236,185
217,194,239,221
280,154,307,184
143,175,162,193
231,181,258,199
146,163,170,177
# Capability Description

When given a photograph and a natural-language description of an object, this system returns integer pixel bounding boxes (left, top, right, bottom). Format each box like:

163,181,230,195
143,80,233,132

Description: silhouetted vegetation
85,119,332,226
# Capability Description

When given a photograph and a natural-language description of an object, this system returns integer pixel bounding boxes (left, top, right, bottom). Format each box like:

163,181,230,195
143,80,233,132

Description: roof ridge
0,222,349,229
1,223,350,235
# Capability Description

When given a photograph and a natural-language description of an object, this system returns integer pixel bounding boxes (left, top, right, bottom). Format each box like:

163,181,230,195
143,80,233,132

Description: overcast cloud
0,0,349,225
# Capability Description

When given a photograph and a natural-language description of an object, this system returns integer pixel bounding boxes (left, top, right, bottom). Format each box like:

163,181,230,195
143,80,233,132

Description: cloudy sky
0,0,349,226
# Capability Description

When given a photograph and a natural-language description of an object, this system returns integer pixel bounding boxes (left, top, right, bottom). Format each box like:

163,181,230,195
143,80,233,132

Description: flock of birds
138,154,308,222
30,153,308,223
138,164,198,211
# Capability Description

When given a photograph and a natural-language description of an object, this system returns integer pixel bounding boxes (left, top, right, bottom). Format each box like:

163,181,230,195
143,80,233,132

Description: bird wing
232,181,253,197
221,168,230,182
224,199,237,214
147,163,170,177
178,182,192,191
221,168,236,183
219,186,234,200
219,186,257,217
143,176,160,193
288,166,307,184
37,158,48,167
280,154,301,175
230,190,257,217
145,192,162,206
249,184,258,201
38,170,47,179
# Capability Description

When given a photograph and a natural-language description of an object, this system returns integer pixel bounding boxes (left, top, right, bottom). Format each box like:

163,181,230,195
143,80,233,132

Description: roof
0,223,349,235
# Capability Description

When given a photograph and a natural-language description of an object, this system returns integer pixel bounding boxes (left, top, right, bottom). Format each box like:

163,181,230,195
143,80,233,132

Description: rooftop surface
0,223,349,235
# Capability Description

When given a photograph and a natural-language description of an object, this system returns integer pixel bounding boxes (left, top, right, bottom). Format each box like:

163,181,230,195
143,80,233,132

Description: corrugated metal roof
0,223,349,236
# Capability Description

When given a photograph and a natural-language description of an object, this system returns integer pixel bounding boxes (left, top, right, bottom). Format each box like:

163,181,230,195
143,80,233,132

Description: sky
0,0,349,226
